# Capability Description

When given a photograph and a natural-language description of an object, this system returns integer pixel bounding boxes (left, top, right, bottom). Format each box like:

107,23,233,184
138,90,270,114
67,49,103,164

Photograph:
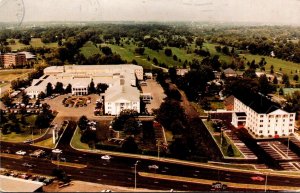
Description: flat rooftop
0,175,44,192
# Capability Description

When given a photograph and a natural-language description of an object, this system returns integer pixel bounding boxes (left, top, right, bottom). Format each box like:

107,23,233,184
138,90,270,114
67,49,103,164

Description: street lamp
287,137,290,157
156,139,160,160
134,160,140,190
264,173,268,192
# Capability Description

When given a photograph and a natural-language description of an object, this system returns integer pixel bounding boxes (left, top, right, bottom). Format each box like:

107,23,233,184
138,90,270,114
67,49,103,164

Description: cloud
5,0,296,25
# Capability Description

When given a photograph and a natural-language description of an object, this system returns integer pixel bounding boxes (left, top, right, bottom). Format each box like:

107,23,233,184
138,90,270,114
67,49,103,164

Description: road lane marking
51,161,87,169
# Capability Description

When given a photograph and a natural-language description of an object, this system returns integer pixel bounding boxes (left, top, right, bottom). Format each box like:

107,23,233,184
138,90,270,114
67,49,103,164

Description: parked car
101,155,111,160
16,150,26,155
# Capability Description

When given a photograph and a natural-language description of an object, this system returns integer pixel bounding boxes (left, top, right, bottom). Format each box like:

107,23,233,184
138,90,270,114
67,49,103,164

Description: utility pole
134,160,140,190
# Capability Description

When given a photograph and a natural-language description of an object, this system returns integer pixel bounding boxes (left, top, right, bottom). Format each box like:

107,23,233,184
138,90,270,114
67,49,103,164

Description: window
290,114,294,117
268,125,270,127
283,119,285,122
259,130,263,133
268,130,270,133
260,125,263,127
260,120,263,122
260,115,264,118
290,119,293,121
289,124,293,126
289,129,293,132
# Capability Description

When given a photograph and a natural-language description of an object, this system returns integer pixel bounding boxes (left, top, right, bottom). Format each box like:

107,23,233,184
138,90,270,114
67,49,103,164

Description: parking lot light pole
134,160,140,190
287,137,290,157
264,173,268,192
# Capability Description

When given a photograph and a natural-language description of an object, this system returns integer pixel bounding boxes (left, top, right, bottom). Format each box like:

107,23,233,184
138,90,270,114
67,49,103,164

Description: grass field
70,127,89,150
80,41,101,58
33,137,55,148
7,38,58,50
240,53,300,80
0,69,34,82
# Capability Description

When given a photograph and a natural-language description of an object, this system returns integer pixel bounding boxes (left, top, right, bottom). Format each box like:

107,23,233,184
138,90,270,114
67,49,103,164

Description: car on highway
148,165,159,170
22,163,34,168
101,155,111,160
251,176,265,182
211,182,227,191
23,139,33,144
16,150,26,155
29,149,45,158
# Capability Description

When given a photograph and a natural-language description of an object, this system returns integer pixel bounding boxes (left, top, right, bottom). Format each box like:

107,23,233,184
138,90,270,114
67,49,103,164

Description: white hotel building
25,64,143,115
232,94,295,138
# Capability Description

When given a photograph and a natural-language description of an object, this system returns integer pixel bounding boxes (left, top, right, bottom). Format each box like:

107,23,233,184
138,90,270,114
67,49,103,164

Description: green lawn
202,43,233,64
33,137,55,148
240,53,300,81
70,126,89,149
0,69,34,82
80,41,101,58
203,120,243,158
7,38,58,51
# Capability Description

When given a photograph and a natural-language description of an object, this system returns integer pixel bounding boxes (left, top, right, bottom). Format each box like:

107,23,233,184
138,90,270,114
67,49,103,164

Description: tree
227,144,234,157
134,47,145,55
38,91,46,99
168,67,177,83
1,93,12,107
112,109,138,132
96,83,109,94
222,46,230,55
123,117,141,136
173,55,178,61
121,136,139,153
279,88,284,95
164,48,172,57
21,92,30,105
89,79,96,94
101,46,113,56
273,76,278,84
54,82,64,94
282,74,290,87
65,84,72,93
46,83,53,96
78,115,88,131
153,57,158,65
258,74,275,95
169,138,189,159
195,37,204,49
293,74,299,82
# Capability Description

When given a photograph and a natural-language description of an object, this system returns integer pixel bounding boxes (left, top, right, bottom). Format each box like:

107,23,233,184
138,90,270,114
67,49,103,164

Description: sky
0,0,300,25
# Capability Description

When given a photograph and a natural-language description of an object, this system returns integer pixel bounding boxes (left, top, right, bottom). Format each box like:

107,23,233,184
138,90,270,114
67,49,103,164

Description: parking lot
258,141,300,161
279,162,300,171
141,78,166,113
225,131,257,160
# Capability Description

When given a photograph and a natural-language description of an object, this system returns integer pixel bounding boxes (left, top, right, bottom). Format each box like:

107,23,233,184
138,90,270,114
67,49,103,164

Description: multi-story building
0,53,27,68
232,93,295,138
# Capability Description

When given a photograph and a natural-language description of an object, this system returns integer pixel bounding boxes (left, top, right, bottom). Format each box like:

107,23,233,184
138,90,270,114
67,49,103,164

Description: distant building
232,93,295,138
0,52,27,68
223,68,237,78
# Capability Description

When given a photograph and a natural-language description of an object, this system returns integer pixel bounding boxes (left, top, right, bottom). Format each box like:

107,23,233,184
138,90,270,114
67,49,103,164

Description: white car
101,155,111,160
148,165,159,170
16,150,26,155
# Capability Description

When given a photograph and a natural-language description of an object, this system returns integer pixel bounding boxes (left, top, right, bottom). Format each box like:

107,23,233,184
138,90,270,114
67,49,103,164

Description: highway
1,121,300,191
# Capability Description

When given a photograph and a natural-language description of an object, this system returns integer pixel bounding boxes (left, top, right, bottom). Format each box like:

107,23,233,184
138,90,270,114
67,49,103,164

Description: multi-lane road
1,121,300,191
